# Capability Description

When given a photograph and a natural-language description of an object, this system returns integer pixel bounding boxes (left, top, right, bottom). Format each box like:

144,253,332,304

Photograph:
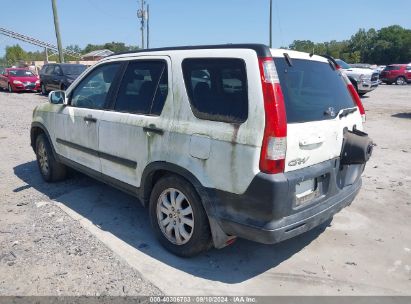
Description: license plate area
295,178,319,207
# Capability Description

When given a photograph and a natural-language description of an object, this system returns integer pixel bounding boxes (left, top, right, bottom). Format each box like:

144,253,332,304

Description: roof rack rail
108,43,272,58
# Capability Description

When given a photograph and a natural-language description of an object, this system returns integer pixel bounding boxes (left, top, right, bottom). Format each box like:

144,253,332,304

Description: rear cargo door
273,56,362,172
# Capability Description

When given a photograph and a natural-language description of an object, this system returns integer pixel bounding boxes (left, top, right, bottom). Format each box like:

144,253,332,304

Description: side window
182,58,248,123
44,65,53,75
114,60,168,115
54,66,62,76
71,63,120,109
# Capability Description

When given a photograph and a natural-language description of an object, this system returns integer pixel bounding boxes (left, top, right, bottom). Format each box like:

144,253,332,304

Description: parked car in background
31,44,373,256
379,64,411,85
0,68,40,92
335,59,379,96
39,63,87,95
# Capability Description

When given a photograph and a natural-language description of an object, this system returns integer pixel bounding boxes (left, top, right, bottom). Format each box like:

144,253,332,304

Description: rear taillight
258,57,287,174
347,84,366,122
341,73,366,122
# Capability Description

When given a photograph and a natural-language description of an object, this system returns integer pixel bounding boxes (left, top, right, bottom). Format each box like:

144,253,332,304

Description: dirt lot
0,85,410,296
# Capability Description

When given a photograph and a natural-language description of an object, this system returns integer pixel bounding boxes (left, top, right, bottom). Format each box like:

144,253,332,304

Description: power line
0,27,81,59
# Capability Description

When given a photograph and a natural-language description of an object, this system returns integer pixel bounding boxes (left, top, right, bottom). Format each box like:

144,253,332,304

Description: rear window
182,58,248,123
384,66,401,71
274,58,355,123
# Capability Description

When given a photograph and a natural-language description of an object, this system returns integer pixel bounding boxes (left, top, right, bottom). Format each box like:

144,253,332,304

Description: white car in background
336,59,379,96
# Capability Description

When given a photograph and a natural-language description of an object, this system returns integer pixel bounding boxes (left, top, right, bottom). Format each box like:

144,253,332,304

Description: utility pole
146,4,149,49
51,0,64,63
269,0,272,48
137,0,146,49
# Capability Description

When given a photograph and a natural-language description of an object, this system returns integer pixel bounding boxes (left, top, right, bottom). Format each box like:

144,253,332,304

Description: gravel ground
0,84,410,296
0,91,162,296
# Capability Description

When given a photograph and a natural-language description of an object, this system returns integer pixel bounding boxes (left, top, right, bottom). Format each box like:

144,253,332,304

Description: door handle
143,124,164,135
84,115,97,123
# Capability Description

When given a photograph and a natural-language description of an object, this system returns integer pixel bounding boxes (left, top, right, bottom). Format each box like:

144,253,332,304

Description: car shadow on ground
392,112,411,119
14,161,330,284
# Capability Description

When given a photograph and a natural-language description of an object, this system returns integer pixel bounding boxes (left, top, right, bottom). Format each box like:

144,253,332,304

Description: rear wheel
149,175,212,257
35,134,67,182
396,76,406,85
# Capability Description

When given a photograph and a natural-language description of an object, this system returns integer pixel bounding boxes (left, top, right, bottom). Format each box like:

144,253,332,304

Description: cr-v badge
289,157,310,166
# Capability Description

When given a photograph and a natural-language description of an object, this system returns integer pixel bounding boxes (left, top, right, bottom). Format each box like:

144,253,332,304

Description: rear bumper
211,159,364,244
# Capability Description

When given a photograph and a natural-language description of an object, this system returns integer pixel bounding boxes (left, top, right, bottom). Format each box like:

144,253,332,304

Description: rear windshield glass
61,65,87,75
274,58,355,123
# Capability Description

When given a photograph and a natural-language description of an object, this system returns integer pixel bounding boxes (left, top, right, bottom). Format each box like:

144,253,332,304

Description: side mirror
48,90,66,105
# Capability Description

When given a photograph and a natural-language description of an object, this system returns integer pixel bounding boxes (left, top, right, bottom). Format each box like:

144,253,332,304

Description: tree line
1,25,410,66
0,42,139,66
286,25,411,65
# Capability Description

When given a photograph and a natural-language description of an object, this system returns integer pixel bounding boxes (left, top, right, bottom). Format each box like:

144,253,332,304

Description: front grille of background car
371,73,379,81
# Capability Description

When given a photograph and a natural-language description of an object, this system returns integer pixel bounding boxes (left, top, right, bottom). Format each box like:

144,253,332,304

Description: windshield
335,59,351,69
8,69,35,77
61,65,87,75
274,58,355,123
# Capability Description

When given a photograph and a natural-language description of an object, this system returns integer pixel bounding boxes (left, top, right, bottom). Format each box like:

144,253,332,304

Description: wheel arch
30,122,57,158
140,161,232,249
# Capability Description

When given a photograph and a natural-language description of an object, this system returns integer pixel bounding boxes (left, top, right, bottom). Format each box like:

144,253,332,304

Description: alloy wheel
37,141,49,176
156,188,194,245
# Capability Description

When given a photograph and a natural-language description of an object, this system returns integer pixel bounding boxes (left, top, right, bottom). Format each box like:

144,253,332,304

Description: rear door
273,54,362,172
98,57,172,187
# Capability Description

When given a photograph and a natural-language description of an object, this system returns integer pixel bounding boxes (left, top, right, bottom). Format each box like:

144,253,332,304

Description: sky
1,0,410,57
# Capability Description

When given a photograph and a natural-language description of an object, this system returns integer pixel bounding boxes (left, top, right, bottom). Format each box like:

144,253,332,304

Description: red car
0,68,41,92
379,64,411,85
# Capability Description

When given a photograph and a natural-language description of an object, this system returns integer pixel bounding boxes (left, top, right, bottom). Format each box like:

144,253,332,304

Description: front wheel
149,175,212,257
8,84,13,93
35,134,67,182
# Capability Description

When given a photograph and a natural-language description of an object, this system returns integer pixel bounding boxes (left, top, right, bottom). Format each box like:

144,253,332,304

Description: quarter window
182,58,248,123
114,60,168,115
71,63,120,109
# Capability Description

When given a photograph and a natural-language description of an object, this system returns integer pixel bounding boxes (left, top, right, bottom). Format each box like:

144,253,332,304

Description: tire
149,175,212,257
359,92,366,97
396,76,406,85
8,83,13,93
41,83,47,95
35,134,67,182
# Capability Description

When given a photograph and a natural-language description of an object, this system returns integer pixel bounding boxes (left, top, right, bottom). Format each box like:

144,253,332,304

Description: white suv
335,59,379,96
31,44,373,256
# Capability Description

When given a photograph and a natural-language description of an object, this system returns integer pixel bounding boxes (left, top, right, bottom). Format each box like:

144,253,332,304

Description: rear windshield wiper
339,107,358,119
